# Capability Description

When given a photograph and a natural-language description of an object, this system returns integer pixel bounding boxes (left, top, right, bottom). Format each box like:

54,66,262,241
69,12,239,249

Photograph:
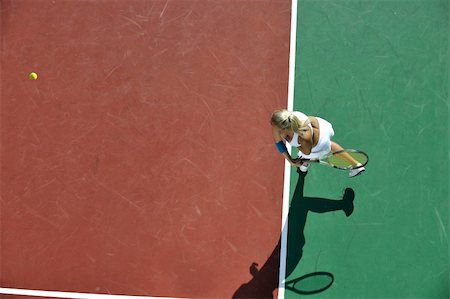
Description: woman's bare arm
297,116,318,155
272,126,301,166
298,130,313,155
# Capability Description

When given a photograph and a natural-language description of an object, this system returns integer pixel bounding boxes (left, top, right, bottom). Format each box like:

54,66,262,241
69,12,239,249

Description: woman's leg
330,141,360,167
330,141,344,153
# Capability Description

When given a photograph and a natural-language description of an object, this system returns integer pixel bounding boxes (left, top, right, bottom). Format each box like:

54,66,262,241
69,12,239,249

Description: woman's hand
290,157,306,167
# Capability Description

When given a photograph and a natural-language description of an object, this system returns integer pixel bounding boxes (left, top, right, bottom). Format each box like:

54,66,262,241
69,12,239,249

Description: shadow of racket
285,271,334,295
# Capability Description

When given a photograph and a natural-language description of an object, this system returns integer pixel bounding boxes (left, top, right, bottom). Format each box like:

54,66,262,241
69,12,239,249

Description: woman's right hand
290,158,306,167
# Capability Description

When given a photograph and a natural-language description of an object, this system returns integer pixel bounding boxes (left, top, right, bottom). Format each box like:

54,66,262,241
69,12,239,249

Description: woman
271,109,365,177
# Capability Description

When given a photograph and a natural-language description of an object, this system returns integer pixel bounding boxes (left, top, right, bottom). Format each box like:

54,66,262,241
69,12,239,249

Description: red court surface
1,0,291,298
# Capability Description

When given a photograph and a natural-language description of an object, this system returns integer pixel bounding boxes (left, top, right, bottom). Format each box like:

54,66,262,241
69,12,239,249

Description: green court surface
286,0,449,298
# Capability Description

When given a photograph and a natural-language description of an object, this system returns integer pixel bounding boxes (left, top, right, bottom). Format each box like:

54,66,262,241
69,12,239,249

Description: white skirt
298,117,334,160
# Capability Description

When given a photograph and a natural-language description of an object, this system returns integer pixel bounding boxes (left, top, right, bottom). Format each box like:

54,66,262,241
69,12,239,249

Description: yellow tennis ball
29,72,38,80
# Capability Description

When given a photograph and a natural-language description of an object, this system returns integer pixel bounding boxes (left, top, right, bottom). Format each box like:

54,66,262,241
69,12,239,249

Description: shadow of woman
232,169,355,298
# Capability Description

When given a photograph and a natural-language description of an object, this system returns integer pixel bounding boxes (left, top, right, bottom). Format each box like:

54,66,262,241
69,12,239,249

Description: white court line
277,1,298,299
0,288,183,299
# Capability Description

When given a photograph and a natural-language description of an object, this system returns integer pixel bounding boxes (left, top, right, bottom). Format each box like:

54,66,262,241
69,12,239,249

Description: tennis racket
298,149,368,170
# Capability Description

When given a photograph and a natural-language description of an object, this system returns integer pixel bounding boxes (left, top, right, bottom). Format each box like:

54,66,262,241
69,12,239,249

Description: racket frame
298,149,369,170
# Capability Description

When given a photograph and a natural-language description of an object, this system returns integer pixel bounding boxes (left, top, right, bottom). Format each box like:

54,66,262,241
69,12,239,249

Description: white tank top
290,132,301,147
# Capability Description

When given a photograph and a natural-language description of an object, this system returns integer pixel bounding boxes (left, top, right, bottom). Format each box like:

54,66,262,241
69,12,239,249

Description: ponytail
271,109,311,133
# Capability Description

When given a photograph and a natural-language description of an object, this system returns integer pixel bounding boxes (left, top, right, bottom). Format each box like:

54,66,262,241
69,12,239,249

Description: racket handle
298,158,317,163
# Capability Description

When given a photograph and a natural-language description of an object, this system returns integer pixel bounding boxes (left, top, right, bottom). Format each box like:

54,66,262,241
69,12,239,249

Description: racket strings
326,151,368,169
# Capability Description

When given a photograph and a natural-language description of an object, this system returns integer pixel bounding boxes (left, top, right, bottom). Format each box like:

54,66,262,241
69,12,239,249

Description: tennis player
271,109,365,177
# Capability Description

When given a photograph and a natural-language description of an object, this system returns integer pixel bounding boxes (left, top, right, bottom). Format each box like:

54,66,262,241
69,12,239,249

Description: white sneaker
298,161,309,172
299,164,309,172
349,164,365,177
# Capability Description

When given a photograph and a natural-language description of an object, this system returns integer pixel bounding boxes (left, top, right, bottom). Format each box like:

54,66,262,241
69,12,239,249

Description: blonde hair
270,109,311,133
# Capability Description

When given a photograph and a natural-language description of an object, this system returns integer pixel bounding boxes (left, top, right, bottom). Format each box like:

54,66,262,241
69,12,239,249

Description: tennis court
1,0,448,298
